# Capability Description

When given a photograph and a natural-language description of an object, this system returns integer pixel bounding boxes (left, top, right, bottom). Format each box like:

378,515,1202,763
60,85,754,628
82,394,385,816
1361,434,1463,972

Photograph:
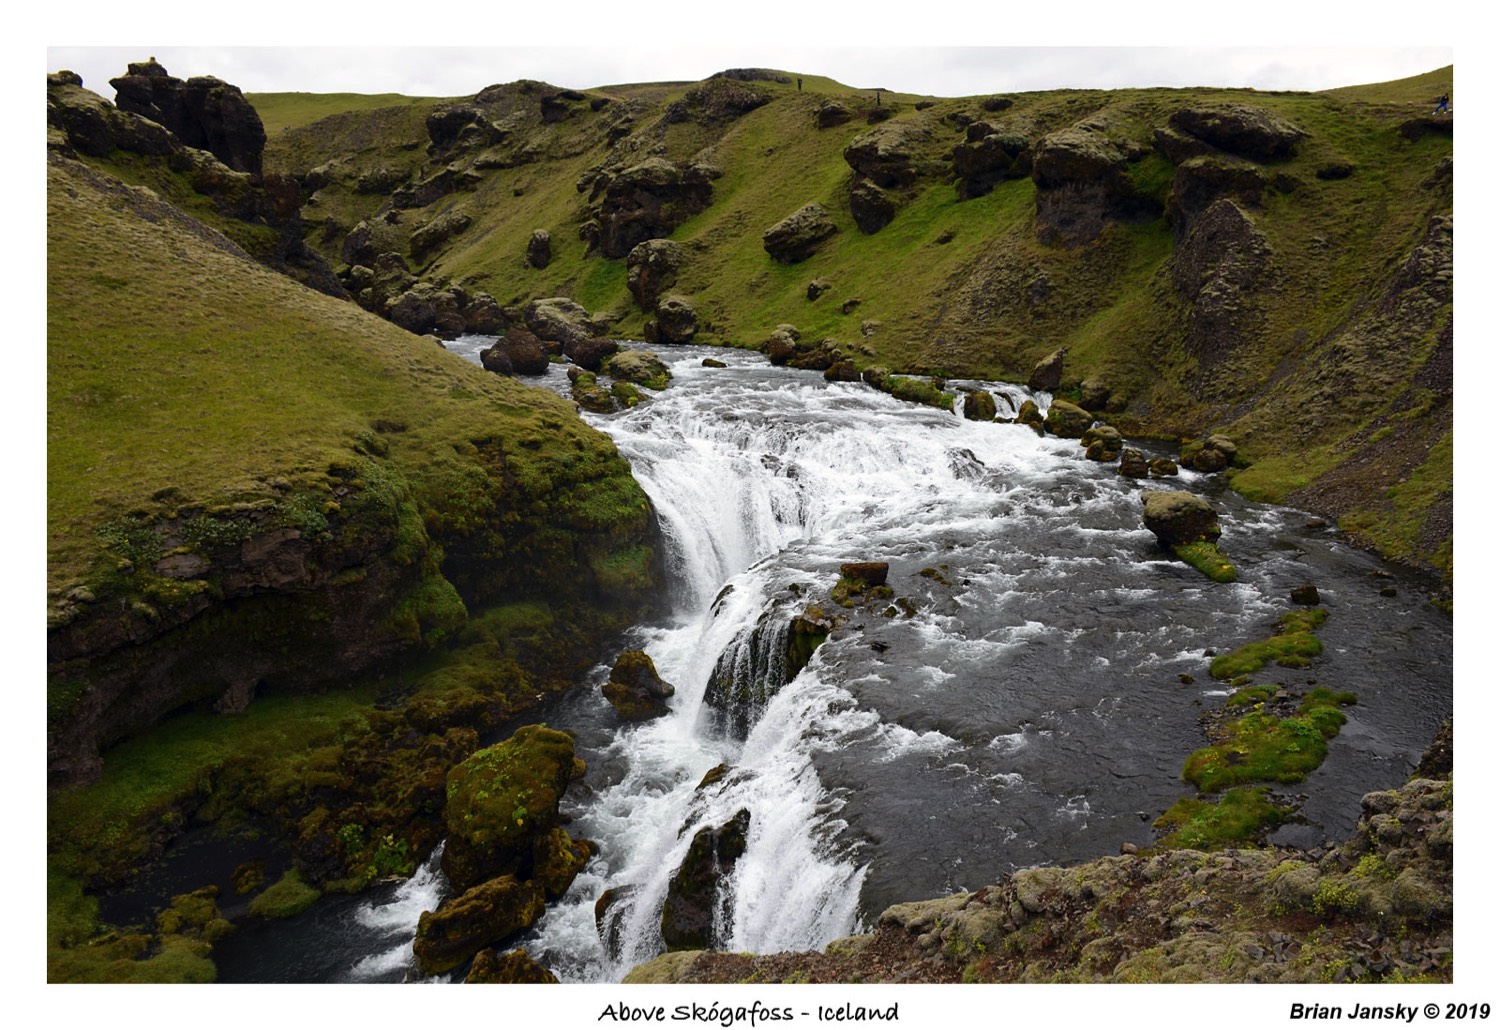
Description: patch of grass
1153,787,1289,850
1172,541,1237,582
1182,688,1355,793
247,869,321,919
1209,609,1327,680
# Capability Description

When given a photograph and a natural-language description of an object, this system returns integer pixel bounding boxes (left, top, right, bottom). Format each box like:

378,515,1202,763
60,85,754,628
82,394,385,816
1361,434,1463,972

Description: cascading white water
511,350,1065,981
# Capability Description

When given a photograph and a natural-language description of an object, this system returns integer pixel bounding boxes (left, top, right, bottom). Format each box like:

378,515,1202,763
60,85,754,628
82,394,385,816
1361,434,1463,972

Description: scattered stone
563,336,619,372
702,357,727,368
1016,399,1045,436
1079,378,1111,411
1149,458,1180,478
413,875,545,976
1081,424,1123,461
816,100,854,128
482,327,550,376
850,179,898,234
525,297,597,350
1291,584,1321,605
807,277,833,300
841,298,862,315
653,295,698,344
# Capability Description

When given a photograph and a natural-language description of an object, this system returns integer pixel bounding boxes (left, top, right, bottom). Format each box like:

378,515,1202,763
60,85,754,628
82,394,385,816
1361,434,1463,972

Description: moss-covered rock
465,947,560,983
246,868,321,919
661,809,752,951
962,389,997,421
412,874,545,976
440,724,584,892
602,649,675,721
1141,490,1222,547
603,349,673,391
1043,399,1092,438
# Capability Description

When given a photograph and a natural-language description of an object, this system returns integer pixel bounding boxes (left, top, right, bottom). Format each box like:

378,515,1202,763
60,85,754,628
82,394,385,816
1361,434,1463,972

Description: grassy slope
248,91,443,136
47,157,618,594
255,66,1449,573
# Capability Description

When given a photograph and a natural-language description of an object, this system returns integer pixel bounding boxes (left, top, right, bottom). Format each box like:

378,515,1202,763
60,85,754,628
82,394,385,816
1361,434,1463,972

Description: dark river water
212,342,1451,982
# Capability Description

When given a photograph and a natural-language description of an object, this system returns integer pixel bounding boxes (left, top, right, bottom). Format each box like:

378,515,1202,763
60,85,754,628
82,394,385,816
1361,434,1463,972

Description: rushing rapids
214,342,1451,982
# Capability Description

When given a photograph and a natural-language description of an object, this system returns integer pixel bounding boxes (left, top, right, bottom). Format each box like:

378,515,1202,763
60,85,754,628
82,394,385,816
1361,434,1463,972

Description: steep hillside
260,66,1453,576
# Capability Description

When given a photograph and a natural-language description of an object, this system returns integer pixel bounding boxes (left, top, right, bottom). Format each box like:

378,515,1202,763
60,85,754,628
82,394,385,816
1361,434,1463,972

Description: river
213,341,1451,982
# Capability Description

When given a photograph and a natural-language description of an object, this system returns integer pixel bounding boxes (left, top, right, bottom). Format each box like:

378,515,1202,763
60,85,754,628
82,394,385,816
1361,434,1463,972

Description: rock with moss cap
1043,399,1092,438
1027,347,1067,390
626,238,684,311
1141,490,1221,547
650,295,698,344
603,349,672,390
602,649,675,721
413,875,545,976
763,203,838,263
440,724,586,893
1168,104,1305,162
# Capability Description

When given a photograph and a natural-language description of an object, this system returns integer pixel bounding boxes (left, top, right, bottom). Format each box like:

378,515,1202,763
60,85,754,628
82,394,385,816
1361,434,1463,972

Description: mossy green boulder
1043,399,1092,437
412,874,545,976
441,724,585,892
603,349,673,391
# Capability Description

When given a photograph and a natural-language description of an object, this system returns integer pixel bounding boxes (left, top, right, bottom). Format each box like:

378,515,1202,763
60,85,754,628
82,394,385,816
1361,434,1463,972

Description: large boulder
1027,348,1067,390
603,349,672,390
763,203,839,263
602,649,675,721
1168,104,1305,162
843,121,932,188
849,179,898,234
109,59,266,174
1081,424,1123,461
1141,491,1222,547
413,875,545,976
465,948,560,984
47,75,176,159
952,130,1030,199
564,336,619,372
816,100,853,128
1043,399,1092,438
651,295,698,344
660,809,752,951
626,238,685,312
525,297,597,351
440,724,586,893
962,390,997,422
409,210,472,262
482,327,550,375
526,229,552,269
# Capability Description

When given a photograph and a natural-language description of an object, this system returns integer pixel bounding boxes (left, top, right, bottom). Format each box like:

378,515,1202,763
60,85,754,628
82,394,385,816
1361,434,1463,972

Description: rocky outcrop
849,179,897,234
952,128,1030,199
1166,158,1266,237
440,724,587,893
586,158,717,259
763,203,838,263
1168,104,1305,162
1181,435,1239,472
1027,348,1067,391
661,809,752,951
1141,490,1222,546
526,229,552,269
1171,200,1274,362
482,328,551,375
648,295,698,344
409,210,472,262
839,562,889,586
602,649,675,721
626,238,685,311
344,256,505,338
817,100,853,128
1031,121,1157,245
627,774,1453,984
843,122,932,189
109,59,266,175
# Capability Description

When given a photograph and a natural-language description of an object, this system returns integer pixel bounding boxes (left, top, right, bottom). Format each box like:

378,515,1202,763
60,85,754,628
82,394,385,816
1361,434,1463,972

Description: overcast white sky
48,44,1453,100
